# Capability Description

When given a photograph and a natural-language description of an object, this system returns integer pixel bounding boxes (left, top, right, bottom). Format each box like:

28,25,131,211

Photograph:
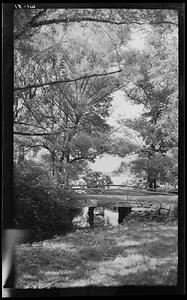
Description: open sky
107,90,144,127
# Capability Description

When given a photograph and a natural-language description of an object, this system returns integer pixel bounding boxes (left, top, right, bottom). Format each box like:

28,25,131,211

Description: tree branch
14,69,122,91
123,87,151,110
13,131,59,136
23,101,50,133
22,144,51,151
70,155,95,164
30,17,178,28
14,121,45,129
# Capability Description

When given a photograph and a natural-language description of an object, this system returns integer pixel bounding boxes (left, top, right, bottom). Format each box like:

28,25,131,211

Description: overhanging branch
13,131,59,136
70,155,95,164
123,87,151,110
14,69,122,91
30,17,178,28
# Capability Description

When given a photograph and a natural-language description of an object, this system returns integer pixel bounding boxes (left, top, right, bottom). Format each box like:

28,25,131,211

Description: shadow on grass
15,245,92,288
15,222,178,288
106,264,178,286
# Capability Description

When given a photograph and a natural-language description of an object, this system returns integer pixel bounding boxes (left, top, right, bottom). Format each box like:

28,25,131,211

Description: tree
116,150,178,190
14,17,128,185
13,8,178,90
14,8,178,187
14,8,178,41
82,169,113,188
116,24,178,189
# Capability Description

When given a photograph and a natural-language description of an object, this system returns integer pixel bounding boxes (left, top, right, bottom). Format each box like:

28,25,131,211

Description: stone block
160,208,169,215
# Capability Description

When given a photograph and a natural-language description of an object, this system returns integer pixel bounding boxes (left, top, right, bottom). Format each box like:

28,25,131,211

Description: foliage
116,24,178,188
130,153,178,187
107,136,141,157
14,17,126,185
82,169,113,188
13,8,178,188
14,160,81,240
14,8,178,41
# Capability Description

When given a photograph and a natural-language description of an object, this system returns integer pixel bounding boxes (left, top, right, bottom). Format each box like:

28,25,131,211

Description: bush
13,160,81,241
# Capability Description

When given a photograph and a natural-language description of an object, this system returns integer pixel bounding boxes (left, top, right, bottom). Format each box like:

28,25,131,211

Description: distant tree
82,170,113,188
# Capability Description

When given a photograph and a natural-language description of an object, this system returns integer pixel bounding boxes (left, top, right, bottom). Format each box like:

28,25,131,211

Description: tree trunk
57,158,70,188
148,176,157,190
148,180,153,189
51,152,55,177
17,145,25,164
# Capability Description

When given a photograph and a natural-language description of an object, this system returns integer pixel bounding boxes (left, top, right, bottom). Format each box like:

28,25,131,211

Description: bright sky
128,28,146,50
107,90,144,127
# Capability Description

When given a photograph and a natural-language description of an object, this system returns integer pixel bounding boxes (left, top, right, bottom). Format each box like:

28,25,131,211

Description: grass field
15,220,178,288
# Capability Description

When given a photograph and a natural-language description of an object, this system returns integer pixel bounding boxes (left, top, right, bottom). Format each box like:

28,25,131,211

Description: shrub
13,160,81,241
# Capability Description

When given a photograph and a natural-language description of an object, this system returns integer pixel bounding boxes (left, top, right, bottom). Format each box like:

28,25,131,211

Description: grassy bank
15,221,178,288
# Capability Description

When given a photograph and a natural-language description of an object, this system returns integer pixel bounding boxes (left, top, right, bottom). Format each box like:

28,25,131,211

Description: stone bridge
71,185,177,207
70,185,178,226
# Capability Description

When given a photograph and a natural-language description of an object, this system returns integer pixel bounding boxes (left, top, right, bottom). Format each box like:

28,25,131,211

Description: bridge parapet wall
72,192,178,210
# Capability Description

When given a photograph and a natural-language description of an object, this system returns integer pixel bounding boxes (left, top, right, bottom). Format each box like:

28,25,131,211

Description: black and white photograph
2,3,185,296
